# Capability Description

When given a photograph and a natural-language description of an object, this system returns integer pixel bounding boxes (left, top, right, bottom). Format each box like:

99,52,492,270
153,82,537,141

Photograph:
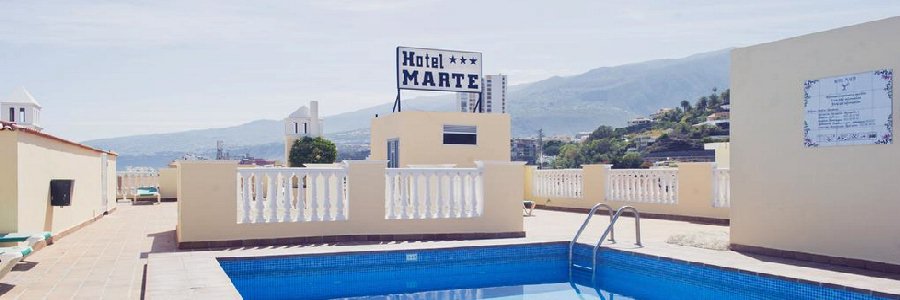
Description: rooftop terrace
1,202,897,299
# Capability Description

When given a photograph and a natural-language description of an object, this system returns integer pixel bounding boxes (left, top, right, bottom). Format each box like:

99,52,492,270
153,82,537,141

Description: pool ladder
569,204,642,278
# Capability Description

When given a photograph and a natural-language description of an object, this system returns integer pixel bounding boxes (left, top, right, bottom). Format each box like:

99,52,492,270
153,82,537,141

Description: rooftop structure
283,101,324,164
1,87,43,131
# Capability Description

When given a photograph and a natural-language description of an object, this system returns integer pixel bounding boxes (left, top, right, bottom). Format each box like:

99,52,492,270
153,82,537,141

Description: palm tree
680,100,691,112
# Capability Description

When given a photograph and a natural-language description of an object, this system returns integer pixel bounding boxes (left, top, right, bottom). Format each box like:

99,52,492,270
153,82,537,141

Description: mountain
84,48,731,169
508,49,730,136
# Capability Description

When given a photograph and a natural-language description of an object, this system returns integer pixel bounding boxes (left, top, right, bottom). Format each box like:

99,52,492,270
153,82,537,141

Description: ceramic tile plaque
803,69,893,147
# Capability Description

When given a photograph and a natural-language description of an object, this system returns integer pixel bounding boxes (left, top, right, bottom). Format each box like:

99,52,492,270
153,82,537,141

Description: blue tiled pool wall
570,243,888,300
219,243,571,299
218,242,890,300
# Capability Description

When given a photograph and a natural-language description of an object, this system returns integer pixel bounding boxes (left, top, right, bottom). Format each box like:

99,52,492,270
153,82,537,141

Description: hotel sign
396,47,482,93
804,69,893,147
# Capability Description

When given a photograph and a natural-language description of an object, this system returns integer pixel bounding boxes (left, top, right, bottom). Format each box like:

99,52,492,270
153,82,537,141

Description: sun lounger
133,186,161,204
0,246,34,280
0,232,51,247
0,252,24,281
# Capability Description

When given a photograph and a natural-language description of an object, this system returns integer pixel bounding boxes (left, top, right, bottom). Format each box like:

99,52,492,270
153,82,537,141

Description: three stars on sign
449,55,477,65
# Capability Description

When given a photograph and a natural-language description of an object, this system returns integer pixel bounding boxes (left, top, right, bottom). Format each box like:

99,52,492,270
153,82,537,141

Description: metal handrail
568,203,615,268
590,206,641,278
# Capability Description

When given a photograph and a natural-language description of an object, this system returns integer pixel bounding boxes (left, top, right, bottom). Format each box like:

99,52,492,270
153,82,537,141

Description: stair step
571,264,593,271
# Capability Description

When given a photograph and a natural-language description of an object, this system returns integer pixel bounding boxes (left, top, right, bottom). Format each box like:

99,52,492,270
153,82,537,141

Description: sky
0,1,898,141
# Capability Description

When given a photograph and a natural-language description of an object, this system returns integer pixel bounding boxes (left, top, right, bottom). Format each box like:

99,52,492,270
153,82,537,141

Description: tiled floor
0,201,177,300
3,202,900,299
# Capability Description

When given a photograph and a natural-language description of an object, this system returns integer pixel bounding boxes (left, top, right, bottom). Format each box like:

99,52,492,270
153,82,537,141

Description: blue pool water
218,242,889,300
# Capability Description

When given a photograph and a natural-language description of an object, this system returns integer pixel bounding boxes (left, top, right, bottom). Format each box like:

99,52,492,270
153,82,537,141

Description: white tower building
283,101,324,164
457,74,507,113
1,87,43,131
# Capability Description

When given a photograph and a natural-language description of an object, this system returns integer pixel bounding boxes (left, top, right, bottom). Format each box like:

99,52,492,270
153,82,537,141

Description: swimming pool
218,242,889,299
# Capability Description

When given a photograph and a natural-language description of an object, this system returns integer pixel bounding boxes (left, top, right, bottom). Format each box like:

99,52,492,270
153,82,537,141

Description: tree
288,136,337,167
542,140,565,156
588,125,617,141
680,100,691,112
613,152,644,169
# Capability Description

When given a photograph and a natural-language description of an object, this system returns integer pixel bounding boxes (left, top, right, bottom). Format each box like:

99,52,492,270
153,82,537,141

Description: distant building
574,132,592,142
650,108,676,120
630,135,656,151
238,155,276,167
706,111,730,122
1,87,42,131
284,101,324,164
627,117,653,127
458,74,507,113
643,150,715,164
510,138,539,165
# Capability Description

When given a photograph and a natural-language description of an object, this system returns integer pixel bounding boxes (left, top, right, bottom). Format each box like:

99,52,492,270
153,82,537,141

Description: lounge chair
133,186,161,204
0,232,52,247
523,201,536,216
0,252,23,281
0,246,34,281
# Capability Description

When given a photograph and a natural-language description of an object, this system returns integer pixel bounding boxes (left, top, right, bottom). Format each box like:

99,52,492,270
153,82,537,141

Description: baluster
437,172,446,218
284,173,295,222
386,172,396,219
323,172,333,221
334,171,347,221
424,173,432,219
267,172,278,223
466,173,477,218
298,174,308,221
309,172,321,221
240,172,251,223
446,172,455,218
410,173,419,219
253,172,264,223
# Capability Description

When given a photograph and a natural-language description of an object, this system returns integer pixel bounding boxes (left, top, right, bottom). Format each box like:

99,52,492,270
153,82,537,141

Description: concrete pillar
345,160,388,225
582,164,612,205
477,161,526,232
175,160,239,243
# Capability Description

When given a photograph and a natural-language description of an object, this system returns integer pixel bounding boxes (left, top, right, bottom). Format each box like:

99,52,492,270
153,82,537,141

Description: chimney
310,101,319,121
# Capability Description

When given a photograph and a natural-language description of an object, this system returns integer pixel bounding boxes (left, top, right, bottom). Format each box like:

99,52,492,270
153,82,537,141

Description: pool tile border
177,231,527,249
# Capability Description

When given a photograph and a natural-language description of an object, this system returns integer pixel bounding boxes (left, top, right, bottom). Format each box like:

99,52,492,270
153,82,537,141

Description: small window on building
293,122,299,134
19,108,24,123
8,107,14,122
304,123,308,134
443,125,477,145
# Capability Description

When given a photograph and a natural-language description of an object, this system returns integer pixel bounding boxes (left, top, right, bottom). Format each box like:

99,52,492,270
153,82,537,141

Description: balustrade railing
117,170,159,198
607,169,678,204
236,167,348,224
385,167,483,219
713,168,731,208
533,169,583,198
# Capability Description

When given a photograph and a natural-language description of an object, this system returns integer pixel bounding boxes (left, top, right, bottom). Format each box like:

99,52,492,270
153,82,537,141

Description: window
293,122,299,134
19,108,24,122
8,107,14,122
303,123,308,134
387,139,399,168
443,125,476,145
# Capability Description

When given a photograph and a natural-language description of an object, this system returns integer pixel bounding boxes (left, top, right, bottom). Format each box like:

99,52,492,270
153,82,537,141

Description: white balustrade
117,169,159,199
607,169,678,204
713,168,731,208
532,169,583,198
385,167,483,219
236,167,348,224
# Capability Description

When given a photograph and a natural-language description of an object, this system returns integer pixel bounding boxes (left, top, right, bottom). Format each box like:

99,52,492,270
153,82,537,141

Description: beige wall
370,112,511,168
704,142,730,169
0,132,19,233
0,130,117,234
525,163,729,220
158,167,178,199
731,17,900,264
176,160,524,243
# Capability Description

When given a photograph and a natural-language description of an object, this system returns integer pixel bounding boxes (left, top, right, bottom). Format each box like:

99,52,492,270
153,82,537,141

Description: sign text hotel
396,47,483,93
